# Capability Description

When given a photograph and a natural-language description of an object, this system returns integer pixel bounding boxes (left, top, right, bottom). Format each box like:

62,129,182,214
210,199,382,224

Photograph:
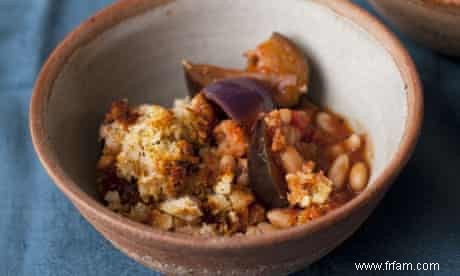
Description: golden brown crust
104,100,138,127
98,95,370,235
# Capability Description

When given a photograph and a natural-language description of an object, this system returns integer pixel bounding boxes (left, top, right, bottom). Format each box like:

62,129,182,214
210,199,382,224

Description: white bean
280,146,304,174
285,126,301,145
316,112,337,133
328,154,350,189
267,209,297,228
344,134,362,152
349,162,369,192
279,109,292,124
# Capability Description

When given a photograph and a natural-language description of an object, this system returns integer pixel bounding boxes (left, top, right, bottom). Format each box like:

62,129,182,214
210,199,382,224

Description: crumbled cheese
207,194,231,214
172,97,192,119
214,173,234,195
286,168,333,207
159,197,203,222
99,121,128,154
113,105,197,200
299,195,311,208
311,174,333,204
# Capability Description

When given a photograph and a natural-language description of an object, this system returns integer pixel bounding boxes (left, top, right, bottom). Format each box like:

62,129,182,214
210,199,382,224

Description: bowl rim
30,0,423,250
403,0,460,15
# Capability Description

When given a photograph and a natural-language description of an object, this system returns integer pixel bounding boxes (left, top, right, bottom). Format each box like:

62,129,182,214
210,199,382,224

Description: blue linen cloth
0,0,458,275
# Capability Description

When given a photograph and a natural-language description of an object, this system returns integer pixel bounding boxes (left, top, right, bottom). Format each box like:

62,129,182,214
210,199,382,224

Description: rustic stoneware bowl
369,0,460,56
30,0,423,275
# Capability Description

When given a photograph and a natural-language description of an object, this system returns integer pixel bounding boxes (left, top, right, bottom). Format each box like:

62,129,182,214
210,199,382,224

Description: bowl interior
44,0,408,199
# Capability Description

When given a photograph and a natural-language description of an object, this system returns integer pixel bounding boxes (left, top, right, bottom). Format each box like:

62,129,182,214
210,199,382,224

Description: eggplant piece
248,119,289,208
246,32,310,107
202,78,274,131
182,60,297,100
183,60,244,96
202,78,288,207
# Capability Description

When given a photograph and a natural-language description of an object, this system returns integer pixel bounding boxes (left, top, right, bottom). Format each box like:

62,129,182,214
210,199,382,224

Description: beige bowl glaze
30,0,423,275
369,0,460,56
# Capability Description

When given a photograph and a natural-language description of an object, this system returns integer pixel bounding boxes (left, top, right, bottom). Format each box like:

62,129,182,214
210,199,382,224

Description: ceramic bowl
368,0,460,56
30,0,423,275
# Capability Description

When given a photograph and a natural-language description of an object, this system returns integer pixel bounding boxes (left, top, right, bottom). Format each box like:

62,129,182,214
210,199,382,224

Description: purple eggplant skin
182,60,298,102
202,78,288,207
248,119,289,208
202,78,274,131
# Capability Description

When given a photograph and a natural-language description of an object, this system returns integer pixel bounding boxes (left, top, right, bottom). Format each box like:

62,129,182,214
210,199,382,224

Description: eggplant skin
249,119,289,208
182,60,299,106
202,77,275,131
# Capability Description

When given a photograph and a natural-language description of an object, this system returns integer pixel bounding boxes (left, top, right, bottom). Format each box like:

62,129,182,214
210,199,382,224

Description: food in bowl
96,33,370,236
